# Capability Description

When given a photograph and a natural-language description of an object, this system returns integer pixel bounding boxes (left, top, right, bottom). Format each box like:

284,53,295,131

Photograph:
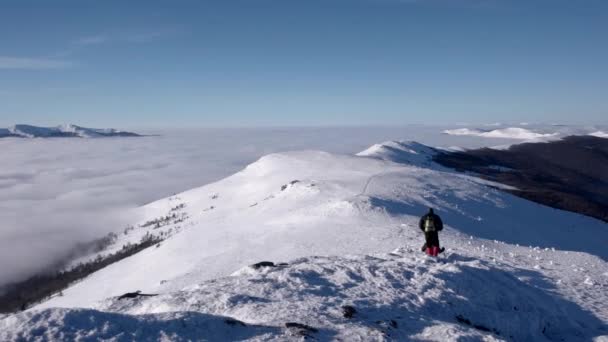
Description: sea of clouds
1,125,605,286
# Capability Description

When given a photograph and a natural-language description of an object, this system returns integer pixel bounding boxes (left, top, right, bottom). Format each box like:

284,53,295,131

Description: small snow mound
443,127,557,140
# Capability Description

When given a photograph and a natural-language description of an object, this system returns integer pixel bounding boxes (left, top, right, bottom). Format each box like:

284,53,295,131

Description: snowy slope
3,247,607,341
3,140,608,340
3,124,139,138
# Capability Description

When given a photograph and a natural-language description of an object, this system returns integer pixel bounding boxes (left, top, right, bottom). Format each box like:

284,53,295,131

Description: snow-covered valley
2,140,607,341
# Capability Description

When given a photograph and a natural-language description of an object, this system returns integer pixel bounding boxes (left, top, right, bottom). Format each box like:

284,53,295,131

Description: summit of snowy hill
4,142,607,340
1,124,140,138
356,140,439,167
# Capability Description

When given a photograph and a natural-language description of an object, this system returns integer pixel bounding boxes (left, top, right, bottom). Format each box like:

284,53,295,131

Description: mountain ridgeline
0,124,140,138
433,136,608,223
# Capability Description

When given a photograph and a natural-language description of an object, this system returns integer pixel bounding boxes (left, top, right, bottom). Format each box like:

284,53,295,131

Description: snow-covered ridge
443,127,557,140
1,124,140,138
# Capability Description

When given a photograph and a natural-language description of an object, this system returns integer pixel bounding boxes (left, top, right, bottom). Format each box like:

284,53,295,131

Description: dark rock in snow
455,314,500,335
285,322,318,337
281,180,300,191
251,261,275,269
224,318,246,327
117,290,158,300
250,261,289,270
341,305,356,318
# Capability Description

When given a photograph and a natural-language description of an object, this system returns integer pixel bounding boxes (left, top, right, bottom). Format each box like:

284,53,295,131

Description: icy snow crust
3,140,608,340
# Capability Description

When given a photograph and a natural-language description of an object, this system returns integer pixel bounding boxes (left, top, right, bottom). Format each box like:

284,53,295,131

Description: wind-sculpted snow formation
0,124,140,138
2,140,607,341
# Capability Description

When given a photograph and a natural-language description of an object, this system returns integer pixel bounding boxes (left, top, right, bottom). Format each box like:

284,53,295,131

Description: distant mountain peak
442,127,558,140
1,124,140,138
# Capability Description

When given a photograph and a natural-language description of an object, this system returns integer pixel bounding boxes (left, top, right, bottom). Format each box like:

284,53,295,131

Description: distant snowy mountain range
0,124,140,138
443,127,557,139
1,139,606,340
442,125,608,141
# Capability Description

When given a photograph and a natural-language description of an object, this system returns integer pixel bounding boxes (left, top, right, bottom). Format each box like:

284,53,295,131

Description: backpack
424,215,436,232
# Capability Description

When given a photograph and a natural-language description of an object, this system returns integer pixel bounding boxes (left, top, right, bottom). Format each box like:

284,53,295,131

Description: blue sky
0,0,607,127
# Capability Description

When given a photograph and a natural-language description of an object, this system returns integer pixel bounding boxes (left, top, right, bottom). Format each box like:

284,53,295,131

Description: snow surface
3,140,608,340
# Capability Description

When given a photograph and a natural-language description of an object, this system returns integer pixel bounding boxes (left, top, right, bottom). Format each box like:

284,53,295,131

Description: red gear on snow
426,246,440,257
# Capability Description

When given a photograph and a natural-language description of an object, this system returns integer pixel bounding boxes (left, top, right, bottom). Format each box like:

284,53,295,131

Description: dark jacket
419,213,443,232
419,212,443,247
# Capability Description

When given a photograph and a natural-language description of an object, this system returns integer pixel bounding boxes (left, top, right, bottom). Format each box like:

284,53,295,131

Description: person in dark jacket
419,208,444,256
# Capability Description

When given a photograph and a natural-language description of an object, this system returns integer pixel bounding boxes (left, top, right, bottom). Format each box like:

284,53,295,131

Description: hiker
419,208,444,256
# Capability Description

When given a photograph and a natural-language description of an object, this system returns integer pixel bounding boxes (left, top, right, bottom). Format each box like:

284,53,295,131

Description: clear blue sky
0,0,606,127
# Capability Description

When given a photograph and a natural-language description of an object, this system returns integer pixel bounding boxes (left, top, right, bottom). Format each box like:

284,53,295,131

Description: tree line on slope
0,233,162,313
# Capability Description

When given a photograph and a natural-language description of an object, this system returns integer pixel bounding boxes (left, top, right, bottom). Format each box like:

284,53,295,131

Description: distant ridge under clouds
443,127,558,140
0,124,140,138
